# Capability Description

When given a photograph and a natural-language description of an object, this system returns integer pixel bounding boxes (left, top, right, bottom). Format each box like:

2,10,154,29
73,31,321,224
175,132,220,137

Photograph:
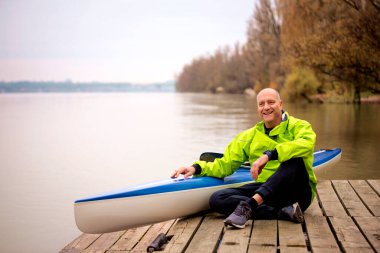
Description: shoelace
233,203,251,217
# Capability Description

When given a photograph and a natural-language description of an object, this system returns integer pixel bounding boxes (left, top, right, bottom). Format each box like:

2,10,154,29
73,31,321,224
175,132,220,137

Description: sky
0,0,256,83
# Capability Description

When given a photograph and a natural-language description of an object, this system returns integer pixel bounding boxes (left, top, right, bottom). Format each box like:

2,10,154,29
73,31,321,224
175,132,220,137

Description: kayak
74,148,341,234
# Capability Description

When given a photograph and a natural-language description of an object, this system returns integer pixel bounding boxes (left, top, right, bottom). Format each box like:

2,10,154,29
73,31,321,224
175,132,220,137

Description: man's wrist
263,149,278,161
192,164,202,175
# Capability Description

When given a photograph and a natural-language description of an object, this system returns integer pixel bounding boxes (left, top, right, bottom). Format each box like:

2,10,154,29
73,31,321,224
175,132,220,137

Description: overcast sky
0,0,256,83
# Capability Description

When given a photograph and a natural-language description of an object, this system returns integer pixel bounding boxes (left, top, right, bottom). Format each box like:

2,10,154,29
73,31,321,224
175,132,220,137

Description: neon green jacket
194,111,317,203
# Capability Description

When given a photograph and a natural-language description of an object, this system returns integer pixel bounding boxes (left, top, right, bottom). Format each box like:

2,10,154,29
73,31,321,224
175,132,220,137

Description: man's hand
171,166,196,179
250,155,269,179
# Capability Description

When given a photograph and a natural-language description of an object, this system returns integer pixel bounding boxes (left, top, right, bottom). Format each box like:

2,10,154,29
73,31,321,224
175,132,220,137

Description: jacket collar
257,111,289,136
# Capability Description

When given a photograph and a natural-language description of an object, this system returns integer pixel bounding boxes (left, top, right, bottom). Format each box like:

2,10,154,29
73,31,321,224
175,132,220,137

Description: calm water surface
0,93,379,253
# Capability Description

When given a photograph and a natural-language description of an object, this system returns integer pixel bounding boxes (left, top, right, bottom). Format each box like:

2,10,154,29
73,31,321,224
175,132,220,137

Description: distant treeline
0,81,175,93
176,0,380,103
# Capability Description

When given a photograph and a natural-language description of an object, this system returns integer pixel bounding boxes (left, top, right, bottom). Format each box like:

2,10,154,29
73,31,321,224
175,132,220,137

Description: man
172,88,317,228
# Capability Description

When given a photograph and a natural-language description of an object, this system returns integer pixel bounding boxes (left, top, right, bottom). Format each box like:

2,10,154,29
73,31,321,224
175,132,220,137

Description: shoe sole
224,220,246,229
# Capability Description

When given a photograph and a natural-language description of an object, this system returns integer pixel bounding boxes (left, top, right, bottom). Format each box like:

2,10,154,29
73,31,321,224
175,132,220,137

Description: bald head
257,88,281,102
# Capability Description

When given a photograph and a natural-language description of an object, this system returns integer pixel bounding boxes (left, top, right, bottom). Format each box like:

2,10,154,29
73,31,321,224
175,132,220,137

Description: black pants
209,158,312,219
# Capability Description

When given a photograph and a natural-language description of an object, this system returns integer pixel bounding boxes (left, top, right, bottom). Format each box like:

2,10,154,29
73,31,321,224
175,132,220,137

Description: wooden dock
61,180,380,253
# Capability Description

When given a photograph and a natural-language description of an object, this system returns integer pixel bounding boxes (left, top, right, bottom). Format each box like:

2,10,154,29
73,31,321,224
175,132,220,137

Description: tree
175,44,251,93
245,0,282,89
282,67,320,102
279,0,380,103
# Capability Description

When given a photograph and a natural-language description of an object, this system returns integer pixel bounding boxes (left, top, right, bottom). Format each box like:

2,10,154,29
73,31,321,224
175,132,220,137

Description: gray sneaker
224,201,252,228
277,202,304,223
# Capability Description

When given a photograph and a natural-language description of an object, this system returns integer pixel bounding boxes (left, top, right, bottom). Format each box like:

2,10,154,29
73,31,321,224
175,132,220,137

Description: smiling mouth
262,111,273,116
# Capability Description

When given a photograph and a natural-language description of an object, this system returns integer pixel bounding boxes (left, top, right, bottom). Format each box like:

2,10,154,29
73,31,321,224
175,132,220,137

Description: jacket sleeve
193,129,252,178
275,120,316,163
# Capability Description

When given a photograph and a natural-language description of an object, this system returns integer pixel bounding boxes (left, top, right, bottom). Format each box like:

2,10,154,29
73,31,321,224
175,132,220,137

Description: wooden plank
343,248,374,253
350,180,380,216
354,216,380,251
304,216,340,253
108,225,150,252
368,179,380,196
332,180,372,217
304,197,323,217
317,180,347,217
247,245,277,253
278,221,307,253
308,247,341,253
218,220,252,253
329,216,373,252
129,220,175,253
280,247,308,253
81,231,125,253
248,220,277,246
247,220,277,253
184,213,224,253
60,233,101,253
163,216,203,253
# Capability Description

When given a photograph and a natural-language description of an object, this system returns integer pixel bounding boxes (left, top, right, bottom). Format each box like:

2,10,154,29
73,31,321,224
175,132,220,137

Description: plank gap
332,180,372,217
353,216,380,252
316,180,347,217
330,181,351,217
109,225,151,251
349,180,379,216
301,222,312,252
367,180,380,197
163,215,204,253
325,215,346,253
328,216,373,252
184,214,225,253
315,187,327,217
213,225,226,253
180,216,205,253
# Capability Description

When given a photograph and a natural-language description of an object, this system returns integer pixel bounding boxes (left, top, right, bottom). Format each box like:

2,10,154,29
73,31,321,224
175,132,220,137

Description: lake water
0,93,379,253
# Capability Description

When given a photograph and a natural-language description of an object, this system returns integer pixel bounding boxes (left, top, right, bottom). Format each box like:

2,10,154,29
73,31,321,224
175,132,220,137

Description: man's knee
209,189,229,209
209,190,226,214
275,158,308,181
280,158,305,171
209,188,248,215
209,190,219,206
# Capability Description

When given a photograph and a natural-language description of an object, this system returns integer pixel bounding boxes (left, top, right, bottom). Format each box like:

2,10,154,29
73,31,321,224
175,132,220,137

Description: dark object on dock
147,233,172,252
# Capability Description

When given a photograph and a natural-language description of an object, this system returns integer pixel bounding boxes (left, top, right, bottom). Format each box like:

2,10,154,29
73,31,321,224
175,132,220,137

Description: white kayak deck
61,179,380,253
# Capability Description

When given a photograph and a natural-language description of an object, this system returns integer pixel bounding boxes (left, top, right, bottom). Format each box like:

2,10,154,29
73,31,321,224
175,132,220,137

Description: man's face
257,90,283,128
